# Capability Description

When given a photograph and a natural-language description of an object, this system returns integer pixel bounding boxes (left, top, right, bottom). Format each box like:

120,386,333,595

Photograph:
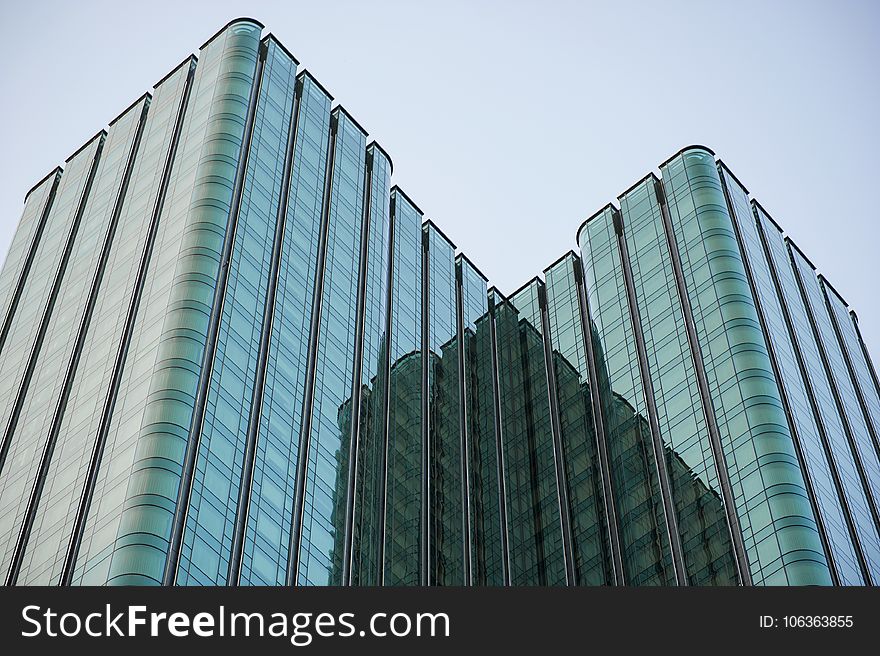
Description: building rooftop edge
508,275,544,301
108,92,151,128
817,273,850,309
716,159,750,195
24,166,63,202
785,236,821,274
543,249,579,275
154,54,198,89
262,32,299,65
751,199,787,236
366,140,393,175
617,172,659,202
65,130,106,164
487,285,509,303
296,69,334,102
199,17,265,51
390,185,424,216
455,253,490,283
332,104,369,138
575,202,616,243
422,218,457,250
657,144,717,170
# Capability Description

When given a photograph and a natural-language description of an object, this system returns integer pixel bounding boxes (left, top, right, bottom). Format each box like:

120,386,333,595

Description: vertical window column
240,73,333,587
290,108,368,586
65,59,197,586
577,206,676,586
344,142,391,586
382,188,424,586
423,222,465,586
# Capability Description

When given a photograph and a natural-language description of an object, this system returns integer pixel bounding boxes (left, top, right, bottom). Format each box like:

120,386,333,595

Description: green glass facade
1,20,879,587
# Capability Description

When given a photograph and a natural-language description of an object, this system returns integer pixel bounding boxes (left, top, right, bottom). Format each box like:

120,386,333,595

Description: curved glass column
104,19,263,585
659,147,830,585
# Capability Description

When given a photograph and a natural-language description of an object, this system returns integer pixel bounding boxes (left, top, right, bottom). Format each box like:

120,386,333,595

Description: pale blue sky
1,0,877,359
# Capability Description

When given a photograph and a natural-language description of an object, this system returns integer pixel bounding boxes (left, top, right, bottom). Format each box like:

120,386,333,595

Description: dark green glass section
384,190,423,585
544,253,612,585
494,282,565,585
578,207,675,586
660,148,830,585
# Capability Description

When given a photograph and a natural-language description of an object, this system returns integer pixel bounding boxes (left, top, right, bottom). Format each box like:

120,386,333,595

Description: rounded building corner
659,144,717,169
200,17,264,50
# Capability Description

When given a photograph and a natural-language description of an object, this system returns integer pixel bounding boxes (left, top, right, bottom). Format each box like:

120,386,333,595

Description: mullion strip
487,291,511,585
573,255,625,585
455,262,473,585
0,169,62,357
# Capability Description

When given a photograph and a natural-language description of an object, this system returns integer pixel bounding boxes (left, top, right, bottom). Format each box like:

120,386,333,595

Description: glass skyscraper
0,18,878,586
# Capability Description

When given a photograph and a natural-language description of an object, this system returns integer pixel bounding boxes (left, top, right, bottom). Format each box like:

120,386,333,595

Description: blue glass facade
1,20,879,587
240,72,332,586
754,204,880,583
721,166,867,585
350,143,392,585
175,38,298,585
